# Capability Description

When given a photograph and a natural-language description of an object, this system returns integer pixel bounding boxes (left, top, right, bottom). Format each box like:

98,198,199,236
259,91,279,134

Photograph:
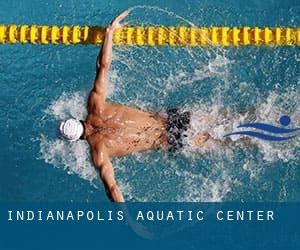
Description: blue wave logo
224,116,300,141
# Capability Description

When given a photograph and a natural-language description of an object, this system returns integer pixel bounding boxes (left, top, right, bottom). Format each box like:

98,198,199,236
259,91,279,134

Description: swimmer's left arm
92,143,125,202
93,11,129,100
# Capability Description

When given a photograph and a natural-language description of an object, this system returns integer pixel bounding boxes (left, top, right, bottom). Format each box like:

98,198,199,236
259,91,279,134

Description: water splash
39,89,300,202
39,134,97,184
37,6,300,202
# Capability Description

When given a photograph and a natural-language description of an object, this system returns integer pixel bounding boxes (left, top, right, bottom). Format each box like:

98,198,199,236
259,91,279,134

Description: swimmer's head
57,118,84,142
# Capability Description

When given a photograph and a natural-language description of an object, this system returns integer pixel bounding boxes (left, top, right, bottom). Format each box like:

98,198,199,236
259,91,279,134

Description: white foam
253,90,300,162
45,92,87,120
39,134,97,183
180,89,300,163
39,92,98,185
38,72,300,203
37,7,299,202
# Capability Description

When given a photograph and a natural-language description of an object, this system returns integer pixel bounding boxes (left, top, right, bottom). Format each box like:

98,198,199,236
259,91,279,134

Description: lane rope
0,25,299,46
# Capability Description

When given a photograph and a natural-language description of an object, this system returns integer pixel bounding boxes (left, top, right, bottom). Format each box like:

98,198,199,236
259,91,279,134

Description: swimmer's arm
92,144,125,202
94,11,129,99
93,29,112,99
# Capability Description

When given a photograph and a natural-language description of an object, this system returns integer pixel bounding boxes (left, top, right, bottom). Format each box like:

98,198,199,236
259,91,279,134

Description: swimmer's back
86,101,168,156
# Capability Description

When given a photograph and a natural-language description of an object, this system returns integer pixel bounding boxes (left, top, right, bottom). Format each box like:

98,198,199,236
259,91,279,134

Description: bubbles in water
39,134,97,183
39,92,98,186
46,91,87,120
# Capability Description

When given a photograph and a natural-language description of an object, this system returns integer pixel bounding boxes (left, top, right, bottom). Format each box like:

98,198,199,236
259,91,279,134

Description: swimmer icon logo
224,116,300,141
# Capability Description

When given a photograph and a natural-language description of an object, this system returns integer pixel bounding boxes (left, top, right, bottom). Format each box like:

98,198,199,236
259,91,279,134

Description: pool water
0,0,299,202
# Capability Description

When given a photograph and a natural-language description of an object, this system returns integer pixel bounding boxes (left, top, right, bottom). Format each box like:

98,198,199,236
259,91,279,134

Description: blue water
0,0,299,202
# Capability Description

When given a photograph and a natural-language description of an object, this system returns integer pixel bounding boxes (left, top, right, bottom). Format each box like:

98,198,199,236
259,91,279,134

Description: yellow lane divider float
0,25,299,46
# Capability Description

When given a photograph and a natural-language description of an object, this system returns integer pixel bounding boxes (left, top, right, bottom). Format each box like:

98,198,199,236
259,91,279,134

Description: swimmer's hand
107,10,129,33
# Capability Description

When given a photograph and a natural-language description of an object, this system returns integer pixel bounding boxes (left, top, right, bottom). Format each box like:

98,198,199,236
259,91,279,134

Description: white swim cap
58,118,84,142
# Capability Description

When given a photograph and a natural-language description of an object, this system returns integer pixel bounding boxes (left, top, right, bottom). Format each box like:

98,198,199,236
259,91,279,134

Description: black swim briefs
166,108,191,153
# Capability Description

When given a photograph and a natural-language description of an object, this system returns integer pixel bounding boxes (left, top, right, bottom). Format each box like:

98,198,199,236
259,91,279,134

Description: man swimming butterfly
58,11,210,202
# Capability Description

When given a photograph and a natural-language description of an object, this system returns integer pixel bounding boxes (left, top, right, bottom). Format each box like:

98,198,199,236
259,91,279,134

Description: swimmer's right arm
93,11,129,100
92,143,125,202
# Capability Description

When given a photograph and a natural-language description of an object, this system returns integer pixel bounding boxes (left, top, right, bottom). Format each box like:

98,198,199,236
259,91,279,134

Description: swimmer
58,11,211,202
